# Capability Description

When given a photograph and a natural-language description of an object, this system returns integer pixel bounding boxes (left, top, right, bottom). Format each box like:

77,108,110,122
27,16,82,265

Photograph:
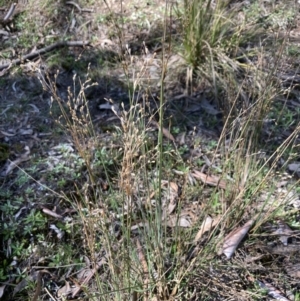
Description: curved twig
66,1,82,13
0,63,12,77
0,40,91,70
3,2,16,21
82,8,94,13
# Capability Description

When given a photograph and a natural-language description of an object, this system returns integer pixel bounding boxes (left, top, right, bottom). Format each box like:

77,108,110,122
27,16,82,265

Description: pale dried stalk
136,238,149,301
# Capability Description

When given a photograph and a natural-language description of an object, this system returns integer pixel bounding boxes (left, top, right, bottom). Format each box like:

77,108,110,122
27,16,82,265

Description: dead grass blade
136,238,149,301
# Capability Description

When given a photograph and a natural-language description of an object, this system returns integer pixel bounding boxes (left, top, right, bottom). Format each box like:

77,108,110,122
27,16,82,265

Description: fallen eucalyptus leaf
194,216,221,243
257,280,291,301
200,98,221,115
288,162,300,173
19,128,34,135
150,120,175,142
1,130,16,137
42,208,63,219
28,104,40,113
13,278,30,296
49,224,64,239
167,215,192,227
72,257,106,297
272,221,293,246
192,170,227,189
14,207,27,220
220,219,254,258
2,146,30,175
57,281,72,298
0,285,6,298
161,181,178,220
285,263,300,279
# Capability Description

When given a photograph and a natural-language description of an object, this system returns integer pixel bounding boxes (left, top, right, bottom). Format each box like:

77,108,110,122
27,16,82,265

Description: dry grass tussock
1,0,300,300
39,35,299,301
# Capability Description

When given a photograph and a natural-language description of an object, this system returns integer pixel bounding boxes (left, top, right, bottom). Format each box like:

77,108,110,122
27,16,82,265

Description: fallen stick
0,40,91,70
3,2,16,22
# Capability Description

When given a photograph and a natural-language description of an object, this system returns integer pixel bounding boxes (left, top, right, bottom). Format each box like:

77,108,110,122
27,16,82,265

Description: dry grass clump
17,0,300,300
177,0,287,121
38,67,100,183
